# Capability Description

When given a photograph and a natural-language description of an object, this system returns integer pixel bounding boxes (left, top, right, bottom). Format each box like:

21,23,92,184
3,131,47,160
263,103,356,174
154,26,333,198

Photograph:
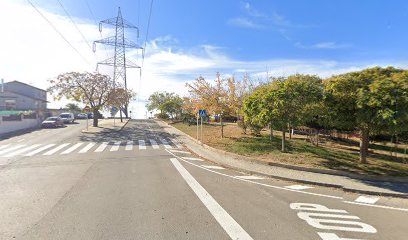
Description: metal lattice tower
93,7,143,117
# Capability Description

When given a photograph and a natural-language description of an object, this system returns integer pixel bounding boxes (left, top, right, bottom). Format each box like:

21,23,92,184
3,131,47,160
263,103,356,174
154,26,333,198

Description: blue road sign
111,107,118,114
198,109,206,118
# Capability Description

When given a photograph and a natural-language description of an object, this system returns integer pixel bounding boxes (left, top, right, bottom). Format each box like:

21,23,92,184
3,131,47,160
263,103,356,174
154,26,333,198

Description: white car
59,112,75,124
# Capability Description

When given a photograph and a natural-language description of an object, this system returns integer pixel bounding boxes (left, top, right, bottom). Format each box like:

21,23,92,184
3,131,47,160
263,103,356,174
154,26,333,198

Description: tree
108,86,136,122
146,92,183,119
48,72,114,127
65,103,81,113
323,67,408,163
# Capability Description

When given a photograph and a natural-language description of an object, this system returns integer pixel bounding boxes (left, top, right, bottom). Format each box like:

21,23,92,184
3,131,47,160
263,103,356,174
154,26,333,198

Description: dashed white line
79,142,96,153
344,201,408,212
285,185,314,190
354,196,380,205
236,176,265,180
202,165,225,170
24,144,56,156
149,139,159,149
139,140,146,150
95,142,109,152
125,141,134,151
110,141,121,151
170,150,191,154
61,143,83,154
170,158,254,240
43,143,70,155
182,157,204,161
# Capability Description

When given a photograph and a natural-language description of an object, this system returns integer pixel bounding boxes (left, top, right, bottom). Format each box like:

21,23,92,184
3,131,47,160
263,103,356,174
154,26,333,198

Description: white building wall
0,116,40,136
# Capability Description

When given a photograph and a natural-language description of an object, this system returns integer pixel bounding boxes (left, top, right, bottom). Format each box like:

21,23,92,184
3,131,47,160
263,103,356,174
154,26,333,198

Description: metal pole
86,113,89,131
201,116,203,143
196,115,199,141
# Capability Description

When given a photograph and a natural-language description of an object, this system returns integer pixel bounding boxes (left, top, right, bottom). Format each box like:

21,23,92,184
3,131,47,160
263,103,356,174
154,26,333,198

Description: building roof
5,80,47,93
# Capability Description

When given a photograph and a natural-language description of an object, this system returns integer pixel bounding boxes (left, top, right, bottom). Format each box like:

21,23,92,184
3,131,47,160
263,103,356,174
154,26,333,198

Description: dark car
41,117,65,128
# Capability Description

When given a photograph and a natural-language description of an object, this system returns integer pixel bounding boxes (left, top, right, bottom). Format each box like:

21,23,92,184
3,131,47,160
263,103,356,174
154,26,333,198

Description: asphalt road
0,119,407,240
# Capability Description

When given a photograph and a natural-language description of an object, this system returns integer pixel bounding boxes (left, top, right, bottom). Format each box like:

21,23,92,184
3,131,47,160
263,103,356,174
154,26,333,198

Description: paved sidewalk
157,120,408,198
82,118,129,134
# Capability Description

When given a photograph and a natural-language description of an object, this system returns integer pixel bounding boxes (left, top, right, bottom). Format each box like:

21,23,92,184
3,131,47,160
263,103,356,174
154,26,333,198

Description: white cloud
295,42,352,49
227,17,263,29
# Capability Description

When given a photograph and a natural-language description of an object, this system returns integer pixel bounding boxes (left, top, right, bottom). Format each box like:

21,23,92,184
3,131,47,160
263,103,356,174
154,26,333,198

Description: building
0,80,47,112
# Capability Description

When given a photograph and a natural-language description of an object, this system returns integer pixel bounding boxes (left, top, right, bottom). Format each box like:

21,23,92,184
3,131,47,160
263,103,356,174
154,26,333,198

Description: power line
141,0,154,67
26,0,91,65
56,0,94,54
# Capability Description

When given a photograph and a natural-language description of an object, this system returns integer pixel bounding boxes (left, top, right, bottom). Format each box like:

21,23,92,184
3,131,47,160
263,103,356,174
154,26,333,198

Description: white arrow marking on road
138,140,146,150
110,141,121,151
0,145,26,156
4,144,41,157
79,142,96,153
95,142,109,152
201,165,225,170
149,139,159,149
236,175,265,180
182,157,204,161
160,139,172,149
24,144,56,156
285,185,314,190
170,158,253,240
61,143,83,154
43,143,70,155
125,141,133,150
169,149,191,154
354,196,379,205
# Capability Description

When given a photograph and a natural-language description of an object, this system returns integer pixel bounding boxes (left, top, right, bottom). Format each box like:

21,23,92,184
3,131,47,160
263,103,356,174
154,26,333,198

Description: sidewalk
157,120,408,198
82,118,129,134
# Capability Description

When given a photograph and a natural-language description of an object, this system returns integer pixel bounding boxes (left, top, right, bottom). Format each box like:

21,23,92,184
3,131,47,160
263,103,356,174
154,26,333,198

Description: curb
159,121,408,198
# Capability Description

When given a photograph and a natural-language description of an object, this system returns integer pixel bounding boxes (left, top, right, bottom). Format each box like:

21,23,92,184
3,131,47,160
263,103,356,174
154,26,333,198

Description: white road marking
0,145,26,155
125,141,133,150
166,149,343,200
149,139,159,149
0,144,11,150
182,157,204,161
43,143,70,155
170,138,183,148
160,138,172,149
354,196,379,205
138,140,146,150
317,232,363,240
61,143,83,154
236,175,265,180
17,139,25,143
24,144,56,156
4,144,41,157
79,142,96,153
202,165,225,170
344,201,408,212
170,158,254,240
285,185,314,190
95,142,109,152
169,149,191,154
110,141,121,151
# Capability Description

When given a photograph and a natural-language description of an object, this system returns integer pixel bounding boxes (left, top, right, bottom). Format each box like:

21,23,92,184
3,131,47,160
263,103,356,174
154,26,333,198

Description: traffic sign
83,106,91,112
198,109,206,118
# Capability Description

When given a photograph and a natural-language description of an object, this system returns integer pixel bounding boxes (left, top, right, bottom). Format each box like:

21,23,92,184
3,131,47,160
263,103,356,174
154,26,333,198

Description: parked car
59,112,75,123
76,113,88,119
41,117,64,128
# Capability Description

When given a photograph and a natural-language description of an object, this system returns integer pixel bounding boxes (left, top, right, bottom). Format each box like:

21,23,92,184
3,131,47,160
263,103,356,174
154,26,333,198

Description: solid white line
149,139,159,149
170,150,191,154
160,138,172,149
0,144,11,150
165,149,343,200
95,142,109,152
182,157,204,161
343,201,408,212
139,140,146,150
4,144,41,157
79,142,96,153
43,143,70,155
170,138,183,148
24,144,56,156
202,165,225,170
285,185,314,190
110,141,121,151
0,145,26,155
125,141,133,150
61,143,83,154
170,158,253,240
236,176,265,180
355,196,379,205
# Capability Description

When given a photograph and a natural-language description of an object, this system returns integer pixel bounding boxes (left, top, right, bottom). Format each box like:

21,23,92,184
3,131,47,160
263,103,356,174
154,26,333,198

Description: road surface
0,119,407,239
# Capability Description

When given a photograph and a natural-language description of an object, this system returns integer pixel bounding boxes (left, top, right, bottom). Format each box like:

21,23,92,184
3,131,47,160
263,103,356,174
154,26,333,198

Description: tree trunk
270,123,273,141
359,128,369,163
289,128,292,140
119,109,123,123
220,115,224,138
93,109,98,127
282,128,286,152
316,129,320,147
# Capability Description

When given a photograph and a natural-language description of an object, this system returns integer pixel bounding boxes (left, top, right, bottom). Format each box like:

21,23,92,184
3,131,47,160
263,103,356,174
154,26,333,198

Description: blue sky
2,0,408,117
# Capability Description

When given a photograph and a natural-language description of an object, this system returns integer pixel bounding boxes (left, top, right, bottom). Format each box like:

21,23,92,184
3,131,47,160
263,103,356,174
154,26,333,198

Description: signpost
83,106,91,131
111,106,118,127
198,109,206,143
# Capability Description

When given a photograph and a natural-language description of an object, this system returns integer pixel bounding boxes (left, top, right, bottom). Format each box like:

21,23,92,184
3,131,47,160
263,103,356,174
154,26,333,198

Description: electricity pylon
93,7,143,118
